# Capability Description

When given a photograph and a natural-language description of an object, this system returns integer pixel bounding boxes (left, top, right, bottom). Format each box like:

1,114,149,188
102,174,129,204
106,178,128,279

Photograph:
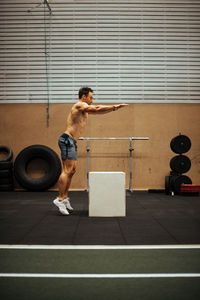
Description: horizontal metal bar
79,136,149,192
79,137,149,140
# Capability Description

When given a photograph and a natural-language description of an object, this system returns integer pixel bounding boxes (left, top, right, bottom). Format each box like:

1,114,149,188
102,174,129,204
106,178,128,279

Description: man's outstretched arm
78,103,128,114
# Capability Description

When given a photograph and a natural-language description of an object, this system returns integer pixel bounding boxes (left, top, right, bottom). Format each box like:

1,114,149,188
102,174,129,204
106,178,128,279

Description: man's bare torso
63,94,128,141
64,102,88,141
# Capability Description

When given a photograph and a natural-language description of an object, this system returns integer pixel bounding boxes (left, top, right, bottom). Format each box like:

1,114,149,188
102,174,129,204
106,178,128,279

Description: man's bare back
64,91,128,141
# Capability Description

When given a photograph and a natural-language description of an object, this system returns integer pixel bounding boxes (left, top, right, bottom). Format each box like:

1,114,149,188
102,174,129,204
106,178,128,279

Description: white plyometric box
89,172,126,217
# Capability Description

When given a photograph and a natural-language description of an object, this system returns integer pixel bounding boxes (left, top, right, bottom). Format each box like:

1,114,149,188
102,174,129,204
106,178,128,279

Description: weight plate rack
165,134,192,195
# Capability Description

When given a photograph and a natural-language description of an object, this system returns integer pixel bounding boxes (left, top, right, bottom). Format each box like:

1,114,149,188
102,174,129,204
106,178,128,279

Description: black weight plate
170,170,179,176
170,135,191,154
170,155,191,174
171,175,192,194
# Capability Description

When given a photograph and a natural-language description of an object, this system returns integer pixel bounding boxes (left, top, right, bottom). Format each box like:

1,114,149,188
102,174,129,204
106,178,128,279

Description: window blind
0,0,200,103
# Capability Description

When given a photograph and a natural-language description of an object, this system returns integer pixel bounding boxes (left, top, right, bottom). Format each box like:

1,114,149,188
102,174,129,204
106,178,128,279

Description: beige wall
0,103,199,190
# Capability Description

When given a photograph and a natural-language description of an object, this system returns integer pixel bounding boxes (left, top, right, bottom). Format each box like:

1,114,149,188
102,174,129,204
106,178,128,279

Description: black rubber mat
0,191,200,245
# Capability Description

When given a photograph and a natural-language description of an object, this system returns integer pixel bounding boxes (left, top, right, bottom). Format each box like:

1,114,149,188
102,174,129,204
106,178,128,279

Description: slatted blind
0,0,200,103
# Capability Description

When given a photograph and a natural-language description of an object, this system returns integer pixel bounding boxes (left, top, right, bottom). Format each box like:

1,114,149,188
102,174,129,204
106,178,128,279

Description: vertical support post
129,137,134,192
86,138,90,191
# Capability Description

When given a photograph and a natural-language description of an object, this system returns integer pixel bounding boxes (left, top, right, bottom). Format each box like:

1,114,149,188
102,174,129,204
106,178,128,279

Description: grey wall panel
0,0,200,103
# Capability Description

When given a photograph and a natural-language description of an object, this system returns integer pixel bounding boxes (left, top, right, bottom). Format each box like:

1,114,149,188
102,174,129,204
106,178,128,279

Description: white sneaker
63,198,73,211
53,198,69,215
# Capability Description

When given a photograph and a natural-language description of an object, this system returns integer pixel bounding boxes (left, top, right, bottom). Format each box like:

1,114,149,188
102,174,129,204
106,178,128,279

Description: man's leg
53,159,77,215
58,159,77,201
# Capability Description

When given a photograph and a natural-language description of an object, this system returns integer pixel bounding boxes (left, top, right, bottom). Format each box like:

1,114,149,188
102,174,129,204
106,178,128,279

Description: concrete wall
0,103,199,190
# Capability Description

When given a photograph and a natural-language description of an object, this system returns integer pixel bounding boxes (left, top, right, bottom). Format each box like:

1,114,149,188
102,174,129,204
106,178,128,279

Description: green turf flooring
0,248,200,274
0,248,200,300
1,277,200,300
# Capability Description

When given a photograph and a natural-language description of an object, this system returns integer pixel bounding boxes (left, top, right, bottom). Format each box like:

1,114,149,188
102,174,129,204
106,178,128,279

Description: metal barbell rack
78,137,149,192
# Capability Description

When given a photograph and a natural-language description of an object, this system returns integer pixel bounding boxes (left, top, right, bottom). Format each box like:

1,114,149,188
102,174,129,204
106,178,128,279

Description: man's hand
113,103,129,111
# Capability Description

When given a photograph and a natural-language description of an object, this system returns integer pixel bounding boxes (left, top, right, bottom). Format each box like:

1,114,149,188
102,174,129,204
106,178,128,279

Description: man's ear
82,94,86,101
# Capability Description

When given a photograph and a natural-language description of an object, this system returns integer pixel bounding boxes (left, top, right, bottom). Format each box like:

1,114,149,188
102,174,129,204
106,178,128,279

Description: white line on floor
0,273,200,278
0,244,200,250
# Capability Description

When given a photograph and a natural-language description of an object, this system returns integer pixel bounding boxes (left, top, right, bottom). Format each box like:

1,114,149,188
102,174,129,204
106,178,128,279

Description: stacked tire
165,134,192,195
14,145,61,191
0,146,14,191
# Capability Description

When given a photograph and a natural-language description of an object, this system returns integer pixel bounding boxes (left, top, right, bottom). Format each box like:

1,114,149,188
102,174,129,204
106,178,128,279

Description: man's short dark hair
79,87,93,99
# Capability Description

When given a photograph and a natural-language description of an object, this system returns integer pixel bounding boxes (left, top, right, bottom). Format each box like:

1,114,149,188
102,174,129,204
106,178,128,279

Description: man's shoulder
74,101,89,111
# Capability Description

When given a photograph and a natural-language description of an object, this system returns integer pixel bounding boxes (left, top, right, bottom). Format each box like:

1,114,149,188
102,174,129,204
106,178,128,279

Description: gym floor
0,246,200,300
0,191,200,245
0,191,200,299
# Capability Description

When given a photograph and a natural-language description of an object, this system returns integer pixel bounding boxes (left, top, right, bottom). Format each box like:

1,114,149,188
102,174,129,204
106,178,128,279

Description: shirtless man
53,87,128,215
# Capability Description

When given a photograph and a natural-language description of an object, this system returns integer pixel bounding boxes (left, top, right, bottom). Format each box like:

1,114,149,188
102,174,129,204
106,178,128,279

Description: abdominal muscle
65,125,84,141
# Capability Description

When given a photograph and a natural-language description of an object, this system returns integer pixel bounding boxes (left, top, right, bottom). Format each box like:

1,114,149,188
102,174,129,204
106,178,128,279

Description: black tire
0,177,13,185
0,184,14,191
14,145,61,191
0,161,13,170
0,146,13,162
0,169,13,178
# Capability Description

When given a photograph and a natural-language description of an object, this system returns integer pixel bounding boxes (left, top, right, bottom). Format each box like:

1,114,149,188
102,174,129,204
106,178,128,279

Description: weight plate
171,175,192,194
170,170,179,176
170,155,191,174
170,135,191,154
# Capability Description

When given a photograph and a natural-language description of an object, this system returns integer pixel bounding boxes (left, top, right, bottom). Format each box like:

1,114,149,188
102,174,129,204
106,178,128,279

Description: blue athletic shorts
58,133,78,161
